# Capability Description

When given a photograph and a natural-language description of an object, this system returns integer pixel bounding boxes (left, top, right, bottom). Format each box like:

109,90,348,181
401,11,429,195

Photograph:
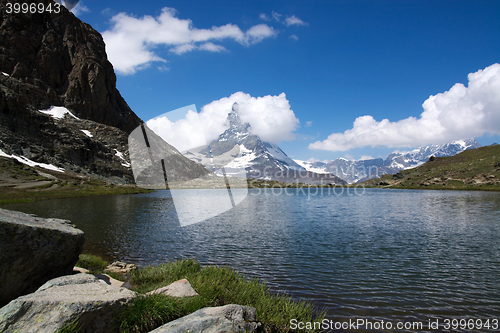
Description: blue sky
73,0,500,161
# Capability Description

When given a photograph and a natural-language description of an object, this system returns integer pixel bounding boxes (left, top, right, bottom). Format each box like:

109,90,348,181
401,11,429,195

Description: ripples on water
5,188,500,332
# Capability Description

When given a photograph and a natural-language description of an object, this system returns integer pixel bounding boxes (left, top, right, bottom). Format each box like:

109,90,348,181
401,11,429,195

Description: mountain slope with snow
295,139,481,183
183,103,346,185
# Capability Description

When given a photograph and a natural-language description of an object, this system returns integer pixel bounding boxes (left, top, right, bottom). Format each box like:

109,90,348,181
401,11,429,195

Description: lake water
4,188,500,332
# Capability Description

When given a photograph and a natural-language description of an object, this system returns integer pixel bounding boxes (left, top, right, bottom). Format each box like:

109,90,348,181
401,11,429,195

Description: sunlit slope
362,145,500,191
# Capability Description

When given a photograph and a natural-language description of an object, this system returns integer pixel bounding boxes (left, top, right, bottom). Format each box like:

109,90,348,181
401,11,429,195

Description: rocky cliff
0,0,209,183
0,0,140,132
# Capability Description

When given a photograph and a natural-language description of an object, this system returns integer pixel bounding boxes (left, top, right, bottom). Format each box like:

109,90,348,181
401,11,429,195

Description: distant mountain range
362,144,500,190
183,103,346,185
183,104,480,185
295,139,481,183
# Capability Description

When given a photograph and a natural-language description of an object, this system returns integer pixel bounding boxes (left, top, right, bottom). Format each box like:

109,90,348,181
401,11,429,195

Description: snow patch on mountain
114,149,130,168
39,106,79,120
294,159,330,174
0,149,64,172
81,130,93,137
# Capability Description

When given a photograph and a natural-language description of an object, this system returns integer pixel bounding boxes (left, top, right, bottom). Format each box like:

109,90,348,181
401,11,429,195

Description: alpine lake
4,187,500,332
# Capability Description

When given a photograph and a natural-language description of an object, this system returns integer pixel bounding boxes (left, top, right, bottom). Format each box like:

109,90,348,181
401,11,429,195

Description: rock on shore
149,304,260,333
0,208,84,307
0,273,136,332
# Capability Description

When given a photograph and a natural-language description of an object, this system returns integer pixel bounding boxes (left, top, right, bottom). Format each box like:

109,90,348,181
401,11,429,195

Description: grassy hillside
0,157,151,205
362,144,500,191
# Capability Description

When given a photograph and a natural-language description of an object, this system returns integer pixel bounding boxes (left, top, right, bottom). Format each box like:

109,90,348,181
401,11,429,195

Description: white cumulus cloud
102,8,277,75
309,63,500,152
146,92,299,152
259,13,270,21
272,11,282,22
284,15,308,27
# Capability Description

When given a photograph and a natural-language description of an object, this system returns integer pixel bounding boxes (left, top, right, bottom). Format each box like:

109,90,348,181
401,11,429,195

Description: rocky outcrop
0,208,84,307
0,273,136,332
146,279,199,298
149,304,260,333
0,0,140,133
129,123,211,186
0,0,211,182
0,0,140,181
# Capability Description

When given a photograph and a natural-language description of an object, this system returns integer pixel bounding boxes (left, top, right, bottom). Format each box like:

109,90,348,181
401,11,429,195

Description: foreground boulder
0,208,85,306
0,273,136,333
149,304,260,333
146,279,199,298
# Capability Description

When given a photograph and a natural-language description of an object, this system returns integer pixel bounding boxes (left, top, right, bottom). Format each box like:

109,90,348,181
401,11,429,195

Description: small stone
105,261,137,274
73,266,90,274
146,279,199,298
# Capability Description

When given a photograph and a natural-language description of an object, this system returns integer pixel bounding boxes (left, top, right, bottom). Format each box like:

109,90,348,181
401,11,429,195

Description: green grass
0,183,152,205
76,254,108,273
74,256,323,332
0,157,152,205
58,257,322,332
362,145,500,191
120,259,324,333
119,294,181,333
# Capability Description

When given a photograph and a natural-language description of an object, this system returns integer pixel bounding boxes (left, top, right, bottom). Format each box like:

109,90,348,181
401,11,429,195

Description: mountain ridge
294,139,481,183
183,103,346,185
362,144,500,190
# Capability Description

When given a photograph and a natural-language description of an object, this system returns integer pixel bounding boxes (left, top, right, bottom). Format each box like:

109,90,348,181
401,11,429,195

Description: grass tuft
75,254,108,274
119,294,180,333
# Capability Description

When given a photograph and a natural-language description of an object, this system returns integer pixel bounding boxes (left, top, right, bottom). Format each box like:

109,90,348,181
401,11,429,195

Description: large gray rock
0,273,136,333
0,208,85,307
149,304,260,333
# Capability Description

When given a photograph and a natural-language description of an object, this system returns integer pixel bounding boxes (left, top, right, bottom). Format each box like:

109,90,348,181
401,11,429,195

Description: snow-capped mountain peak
182,103,345,184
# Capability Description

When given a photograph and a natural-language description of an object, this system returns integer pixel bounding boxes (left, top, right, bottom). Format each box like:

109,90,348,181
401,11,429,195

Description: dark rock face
129,123,211,185
0,0,141,180
0,208,85,307
0,0,209,181
0,0,141,133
